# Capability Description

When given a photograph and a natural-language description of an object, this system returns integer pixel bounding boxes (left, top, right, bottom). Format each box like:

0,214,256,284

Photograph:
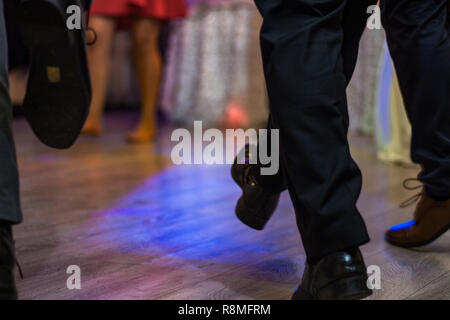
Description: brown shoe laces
13,240,24,280
400,178,424,208
1,233,24,280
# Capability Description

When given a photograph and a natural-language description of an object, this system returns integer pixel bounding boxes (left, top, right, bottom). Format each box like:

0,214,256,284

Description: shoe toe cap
385,220,415,242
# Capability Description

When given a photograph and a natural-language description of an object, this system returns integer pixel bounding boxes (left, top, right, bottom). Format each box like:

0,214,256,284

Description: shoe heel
231,162,280,231
319,275,373,300
235,197,268,230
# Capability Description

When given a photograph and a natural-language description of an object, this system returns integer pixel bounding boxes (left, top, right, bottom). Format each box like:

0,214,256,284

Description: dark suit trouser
382,0,450,199
254,0,450,261
0,0,22,224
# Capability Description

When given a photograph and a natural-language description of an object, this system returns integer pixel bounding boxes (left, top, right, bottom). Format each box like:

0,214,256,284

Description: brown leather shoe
385,190,450,248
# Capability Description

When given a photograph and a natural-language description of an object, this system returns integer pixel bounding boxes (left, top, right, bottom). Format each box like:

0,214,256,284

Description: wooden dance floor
12,111,450,300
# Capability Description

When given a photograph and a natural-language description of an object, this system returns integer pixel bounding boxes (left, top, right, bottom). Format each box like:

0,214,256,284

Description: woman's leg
82,16,116,136
127,16,162,143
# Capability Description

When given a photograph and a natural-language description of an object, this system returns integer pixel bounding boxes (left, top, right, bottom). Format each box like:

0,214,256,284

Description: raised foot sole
18,0,91,149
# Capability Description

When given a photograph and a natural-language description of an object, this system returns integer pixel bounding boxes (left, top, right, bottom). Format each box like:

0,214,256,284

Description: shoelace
242,145,257,187
12,240,23,280
15,258,23,279
1,235,23,280
400,178,424,208
245,166,257,187
85,8,97,46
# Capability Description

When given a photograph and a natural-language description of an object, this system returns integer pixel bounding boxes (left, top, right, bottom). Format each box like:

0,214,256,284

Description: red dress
90,0,187,20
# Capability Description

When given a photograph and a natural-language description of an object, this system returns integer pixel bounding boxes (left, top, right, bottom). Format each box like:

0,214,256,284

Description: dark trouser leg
0,0,22,224
381,0,450,200
255,0,377,192
254,0,374,261
252,115,287,193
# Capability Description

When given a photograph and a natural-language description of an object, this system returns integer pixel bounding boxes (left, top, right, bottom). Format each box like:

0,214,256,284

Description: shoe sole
385,223,450,248
231,163,278,230
19,0,91,149
292,275,373,300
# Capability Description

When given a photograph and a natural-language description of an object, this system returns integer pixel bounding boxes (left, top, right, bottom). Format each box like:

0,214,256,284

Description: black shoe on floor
292,249,372,300
0,225,18,300
231,144,280,230
19,0,92,149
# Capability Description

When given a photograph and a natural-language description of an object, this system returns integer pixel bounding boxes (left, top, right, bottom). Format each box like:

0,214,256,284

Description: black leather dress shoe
231,144,280,230
292,249,372,300
19,0,92,149
0,226,18,300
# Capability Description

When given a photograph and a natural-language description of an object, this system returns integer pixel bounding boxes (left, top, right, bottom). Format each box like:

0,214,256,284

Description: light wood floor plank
10,112,449,300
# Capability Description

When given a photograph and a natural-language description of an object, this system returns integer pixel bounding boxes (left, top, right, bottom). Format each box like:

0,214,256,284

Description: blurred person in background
160,0,268,129
82,0,187,143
